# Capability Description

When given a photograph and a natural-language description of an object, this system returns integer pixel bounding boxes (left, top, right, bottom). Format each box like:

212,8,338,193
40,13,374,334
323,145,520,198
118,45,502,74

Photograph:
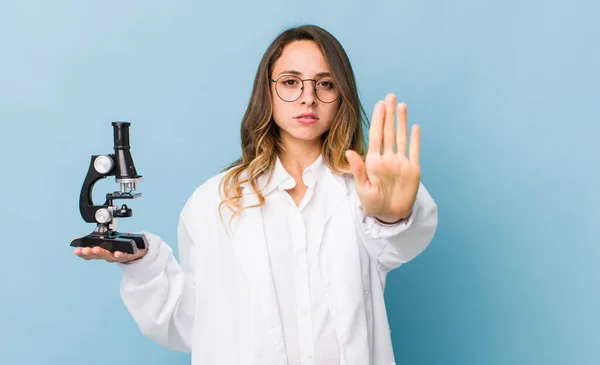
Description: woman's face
270,40,340,147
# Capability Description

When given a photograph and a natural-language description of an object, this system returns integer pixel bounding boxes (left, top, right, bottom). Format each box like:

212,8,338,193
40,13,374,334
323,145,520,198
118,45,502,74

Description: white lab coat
118,167,438,365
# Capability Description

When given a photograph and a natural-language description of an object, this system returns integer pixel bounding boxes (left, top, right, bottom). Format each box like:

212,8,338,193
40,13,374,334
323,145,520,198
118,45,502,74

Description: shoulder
192,170,229,201
179,170,229,222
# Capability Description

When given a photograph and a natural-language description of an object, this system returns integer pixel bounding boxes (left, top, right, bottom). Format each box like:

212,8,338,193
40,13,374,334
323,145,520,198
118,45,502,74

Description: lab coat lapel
313,170,348,253
231,185,288,365
315,171,371,365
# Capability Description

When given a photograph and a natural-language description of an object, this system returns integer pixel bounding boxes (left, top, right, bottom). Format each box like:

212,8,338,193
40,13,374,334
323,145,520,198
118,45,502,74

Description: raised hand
345,93,421,223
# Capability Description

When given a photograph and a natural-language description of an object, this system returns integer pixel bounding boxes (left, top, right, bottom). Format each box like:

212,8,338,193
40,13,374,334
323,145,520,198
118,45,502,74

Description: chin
276,119,331,144
287,134,321,142
289,128,328,142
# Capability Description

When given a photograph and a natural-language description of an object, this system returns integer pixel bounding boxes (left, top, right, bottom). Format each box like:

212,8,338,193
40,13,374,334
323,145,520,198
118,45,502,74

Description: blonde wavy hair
218,24,368,223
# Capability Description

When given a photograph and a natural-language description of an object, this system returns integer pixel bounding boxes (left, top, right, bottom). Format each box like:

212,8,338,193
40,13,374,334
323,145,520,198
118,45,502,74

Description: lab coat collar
256,154,329,196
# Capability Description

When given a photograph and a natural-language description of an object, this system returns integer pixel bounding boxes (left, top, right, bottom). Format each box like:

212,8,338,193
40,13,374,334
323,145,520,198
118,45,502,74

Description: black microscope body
70,122,148,254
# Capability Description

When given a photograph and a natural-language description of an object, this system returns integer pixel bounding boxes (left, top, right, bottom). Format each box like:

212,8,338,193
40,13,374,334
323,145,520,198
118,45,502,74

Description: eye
280,77,300,86
317,80,335,89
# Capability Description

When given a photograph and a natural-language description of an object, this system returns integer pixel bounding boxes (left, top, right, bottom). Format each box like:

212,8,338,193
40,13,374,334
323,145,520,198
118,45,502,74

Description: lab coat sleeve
116,215,196,353
352,181,438,272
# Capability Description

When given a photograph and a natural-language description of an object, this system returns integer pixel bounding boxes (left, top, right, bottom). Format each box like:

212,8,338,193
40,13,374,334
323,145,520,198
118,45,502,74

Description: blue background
1,1,598,364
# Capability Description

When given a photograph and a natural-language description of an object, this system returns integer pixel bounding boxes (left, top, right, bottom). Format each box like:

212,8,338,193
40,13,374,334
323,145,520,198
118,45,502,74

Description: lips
294,113,319,124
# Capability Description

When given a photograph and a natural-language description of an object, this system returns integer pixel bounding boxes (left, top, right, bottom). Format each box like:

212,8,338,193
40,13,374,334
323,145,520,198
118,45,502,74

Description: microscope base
71,232,147,255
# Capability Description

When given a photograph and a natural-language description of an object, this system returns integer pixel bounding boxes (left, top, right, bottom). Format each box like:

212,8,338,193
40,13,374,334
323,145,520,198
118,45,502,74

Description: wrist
374,212,410,224
374,216,403,225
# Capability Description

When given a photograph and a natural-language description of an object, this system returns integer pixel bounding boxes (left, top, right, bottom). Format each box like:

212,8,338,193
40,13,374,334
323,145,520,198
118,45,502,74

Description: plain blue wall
1,1,598,364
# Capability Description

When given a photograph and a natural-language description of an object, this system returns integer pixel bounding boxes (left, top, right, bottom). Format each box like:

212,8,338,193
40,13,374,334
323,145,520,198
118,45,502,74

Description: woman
74,24,438,365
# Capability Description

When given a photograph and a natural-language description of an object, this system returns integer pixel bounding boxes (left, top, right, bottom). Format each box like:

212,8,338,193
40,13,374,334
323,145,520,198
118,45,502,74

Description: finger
82,246,111,261
383,94,396,154
73,248,93,261
396,102,408,156
91,246,116,262
94,247,140,263
409,124,421,165
86,251,104,260
345,150,368,187
78,247,97,260
114,251,137,262
368,101,385,155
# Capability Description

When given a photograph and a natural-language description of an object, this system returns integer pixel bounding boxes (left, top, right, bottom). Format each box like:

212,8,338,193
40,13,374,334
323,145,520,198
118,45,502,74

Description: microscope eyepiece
112,121,142,191
112,121,131,149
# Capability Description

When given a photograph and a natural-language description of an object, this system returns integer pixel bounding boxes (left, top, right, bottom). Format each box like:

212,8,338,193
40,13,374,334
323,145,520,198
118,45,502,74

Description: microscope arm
79,155,115,223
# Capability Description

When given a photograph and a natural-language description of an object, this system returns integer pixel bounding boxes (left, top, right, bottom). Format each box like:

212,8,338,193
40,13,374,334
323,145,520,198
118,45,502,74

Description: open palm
346,93,421,223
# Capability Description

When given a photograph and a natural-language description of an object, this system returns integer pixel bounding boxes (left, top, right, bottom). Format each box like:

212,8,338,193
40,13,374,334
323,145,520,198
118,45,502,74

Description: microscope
70,122,148,255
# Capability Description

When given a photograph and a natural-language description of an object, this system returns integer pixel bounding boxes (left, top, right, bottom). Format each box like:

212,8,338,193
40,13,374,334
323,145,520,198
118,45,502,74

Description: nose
300,80,317,105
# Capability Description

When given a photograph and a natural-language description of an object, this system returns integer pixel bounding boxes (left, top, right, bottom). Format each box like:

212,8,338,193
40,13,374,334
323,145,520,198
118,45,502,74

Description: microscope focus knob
94,155,114,174
95,208,112,224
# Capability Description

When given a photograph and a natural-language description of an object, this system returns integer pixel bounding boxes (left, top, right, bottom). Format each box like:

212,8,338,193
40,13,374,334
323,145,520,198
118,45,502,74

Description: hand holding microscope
70,122,148,255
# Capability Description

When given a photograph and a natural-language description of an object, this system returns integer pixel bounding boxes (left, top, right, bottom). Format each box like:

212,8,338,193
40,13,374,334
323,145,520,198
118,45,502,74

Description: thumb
345,150,368,187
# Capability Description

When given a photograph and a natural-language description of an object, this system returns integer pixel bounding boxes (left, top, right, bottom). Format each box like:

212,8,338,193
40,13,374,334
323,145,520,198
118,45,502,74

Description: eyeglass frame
269,74,339,103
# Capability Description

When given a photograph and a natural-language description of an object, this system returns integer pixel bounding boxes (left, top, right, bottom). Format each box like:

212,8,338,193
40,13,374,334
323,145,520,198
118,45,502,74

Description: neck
278,135,322,178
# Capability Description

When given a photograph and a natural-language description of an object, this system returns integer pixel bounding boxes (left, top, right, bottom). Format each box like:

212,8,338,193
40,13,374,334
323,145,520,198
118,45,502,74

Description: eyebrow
276,70,332,78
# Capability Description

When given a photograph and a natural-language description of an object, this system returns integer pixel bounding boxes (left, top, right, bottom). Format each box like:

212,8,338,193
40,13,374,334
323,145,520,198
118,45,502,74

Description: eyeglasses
270,75,339,103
